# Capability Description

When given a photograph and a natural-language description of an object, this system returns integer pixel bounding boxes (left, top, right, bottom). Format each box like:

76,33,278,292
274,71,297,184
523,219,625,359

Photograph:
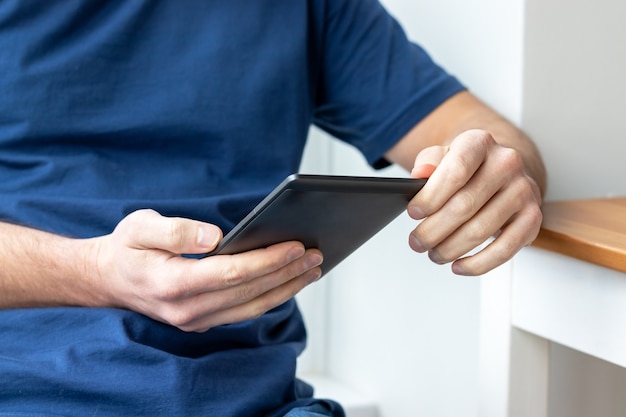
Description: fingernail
409,235,425,253
411,163,437,179
197,225,220,248
286,246,306,263
304,253,323,269
407,205,425,220
306,268,323,283
428,249,444,265
452,262,466,275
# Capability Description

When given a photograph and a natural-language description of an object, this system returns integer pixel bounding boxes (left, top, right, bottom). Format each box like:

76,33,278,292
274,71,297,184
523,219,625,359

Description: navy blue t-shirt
0,1,464,415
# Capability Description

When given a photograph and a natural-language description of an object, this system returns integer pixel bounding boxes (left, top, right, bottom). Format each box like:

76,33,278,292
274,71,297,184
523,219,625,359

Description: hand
89,209,323,332
407,129,543,275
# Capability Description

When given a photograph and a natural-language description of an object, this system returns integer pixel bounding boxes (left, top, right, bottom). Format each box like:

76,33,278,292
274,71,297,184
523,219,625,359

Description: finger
411,145,448,179
450,202,542,276
173,247,321,302
117,209,223,254
409,130,494,220
208,248,323,309
423,179,527,264
161,241,309,296
164,249,322,329
180,266,323,332
408,150,510,253
149,245,323,330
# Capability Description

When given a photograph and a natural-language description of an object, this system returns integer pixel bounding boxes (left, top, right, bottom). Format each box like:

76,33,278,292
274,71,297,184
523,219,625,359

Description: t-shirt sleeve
312,0,466,169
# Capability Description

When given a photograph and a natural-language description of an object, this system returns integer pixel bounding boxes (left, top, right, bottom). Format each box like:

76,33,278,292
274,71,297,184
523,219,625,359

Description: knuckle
220,258,248,287
469,129,494,146
495,240,517,264
465,220,491,244
151,280,185,302
498,147,524,172
513,178,543,214
509,175,528,195
165,220,187,249
450,153,474,187
115,209,148,236
522,206,543,244
235,283,256,302
461,129,495,155
527,201,543,224
414,224,438,250
161,306,196,330
450,191,478,218
126,209,156,227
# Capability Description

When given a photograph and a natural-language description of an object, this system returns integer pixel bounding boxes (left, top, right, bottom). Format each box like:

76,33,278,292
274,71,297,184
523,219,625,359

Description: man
0,1,545,416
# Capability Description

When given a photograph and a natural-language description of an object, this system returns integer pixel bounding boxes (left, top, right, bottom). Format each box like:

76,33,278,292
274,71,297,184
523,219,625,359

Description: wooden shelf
532,197,626,273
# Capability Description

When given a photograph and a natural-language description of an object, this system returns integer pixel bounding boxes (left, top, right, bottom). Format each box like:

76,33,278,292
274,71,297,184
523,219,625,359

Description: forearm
0,221,102,309
0,210,324,332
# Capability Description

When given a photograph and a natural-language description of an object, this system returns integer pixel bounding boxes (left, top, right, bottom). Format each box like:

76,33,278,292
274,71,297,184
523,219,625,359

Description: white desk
508,198,626,417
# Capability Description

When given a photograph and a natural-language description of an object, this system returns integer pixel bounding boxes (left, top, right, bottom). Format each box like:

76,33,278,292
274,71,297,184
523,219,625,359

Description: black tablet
208,174,426,276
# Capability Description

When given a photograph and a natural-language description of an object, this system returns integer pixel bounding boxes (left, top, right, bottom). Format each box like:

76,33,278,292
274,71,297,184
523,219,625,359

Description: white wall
524,0,626,201
299,0,525,416
523,0,626,416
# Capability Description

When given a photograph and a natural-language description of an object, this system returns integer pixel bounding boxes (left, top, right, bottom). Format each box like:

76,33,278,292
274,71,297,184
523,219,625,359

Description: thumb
411,145,449,179
116,209,223,254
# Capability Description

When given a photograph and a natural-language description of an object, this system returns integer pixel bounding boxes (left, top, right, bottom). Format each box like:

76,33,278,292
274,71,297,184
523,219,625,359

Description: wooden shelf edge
532,229,626,274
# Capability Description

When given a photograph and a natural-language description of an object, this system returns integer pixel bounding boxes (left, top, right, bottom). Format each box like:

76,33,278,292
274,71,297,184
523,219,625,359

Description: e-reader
208,174,426,276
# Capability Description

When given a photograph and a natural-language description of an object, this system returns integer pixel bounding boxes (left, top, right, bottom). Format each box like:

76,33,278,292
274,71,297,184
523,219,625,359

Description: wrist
65,235,114,308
